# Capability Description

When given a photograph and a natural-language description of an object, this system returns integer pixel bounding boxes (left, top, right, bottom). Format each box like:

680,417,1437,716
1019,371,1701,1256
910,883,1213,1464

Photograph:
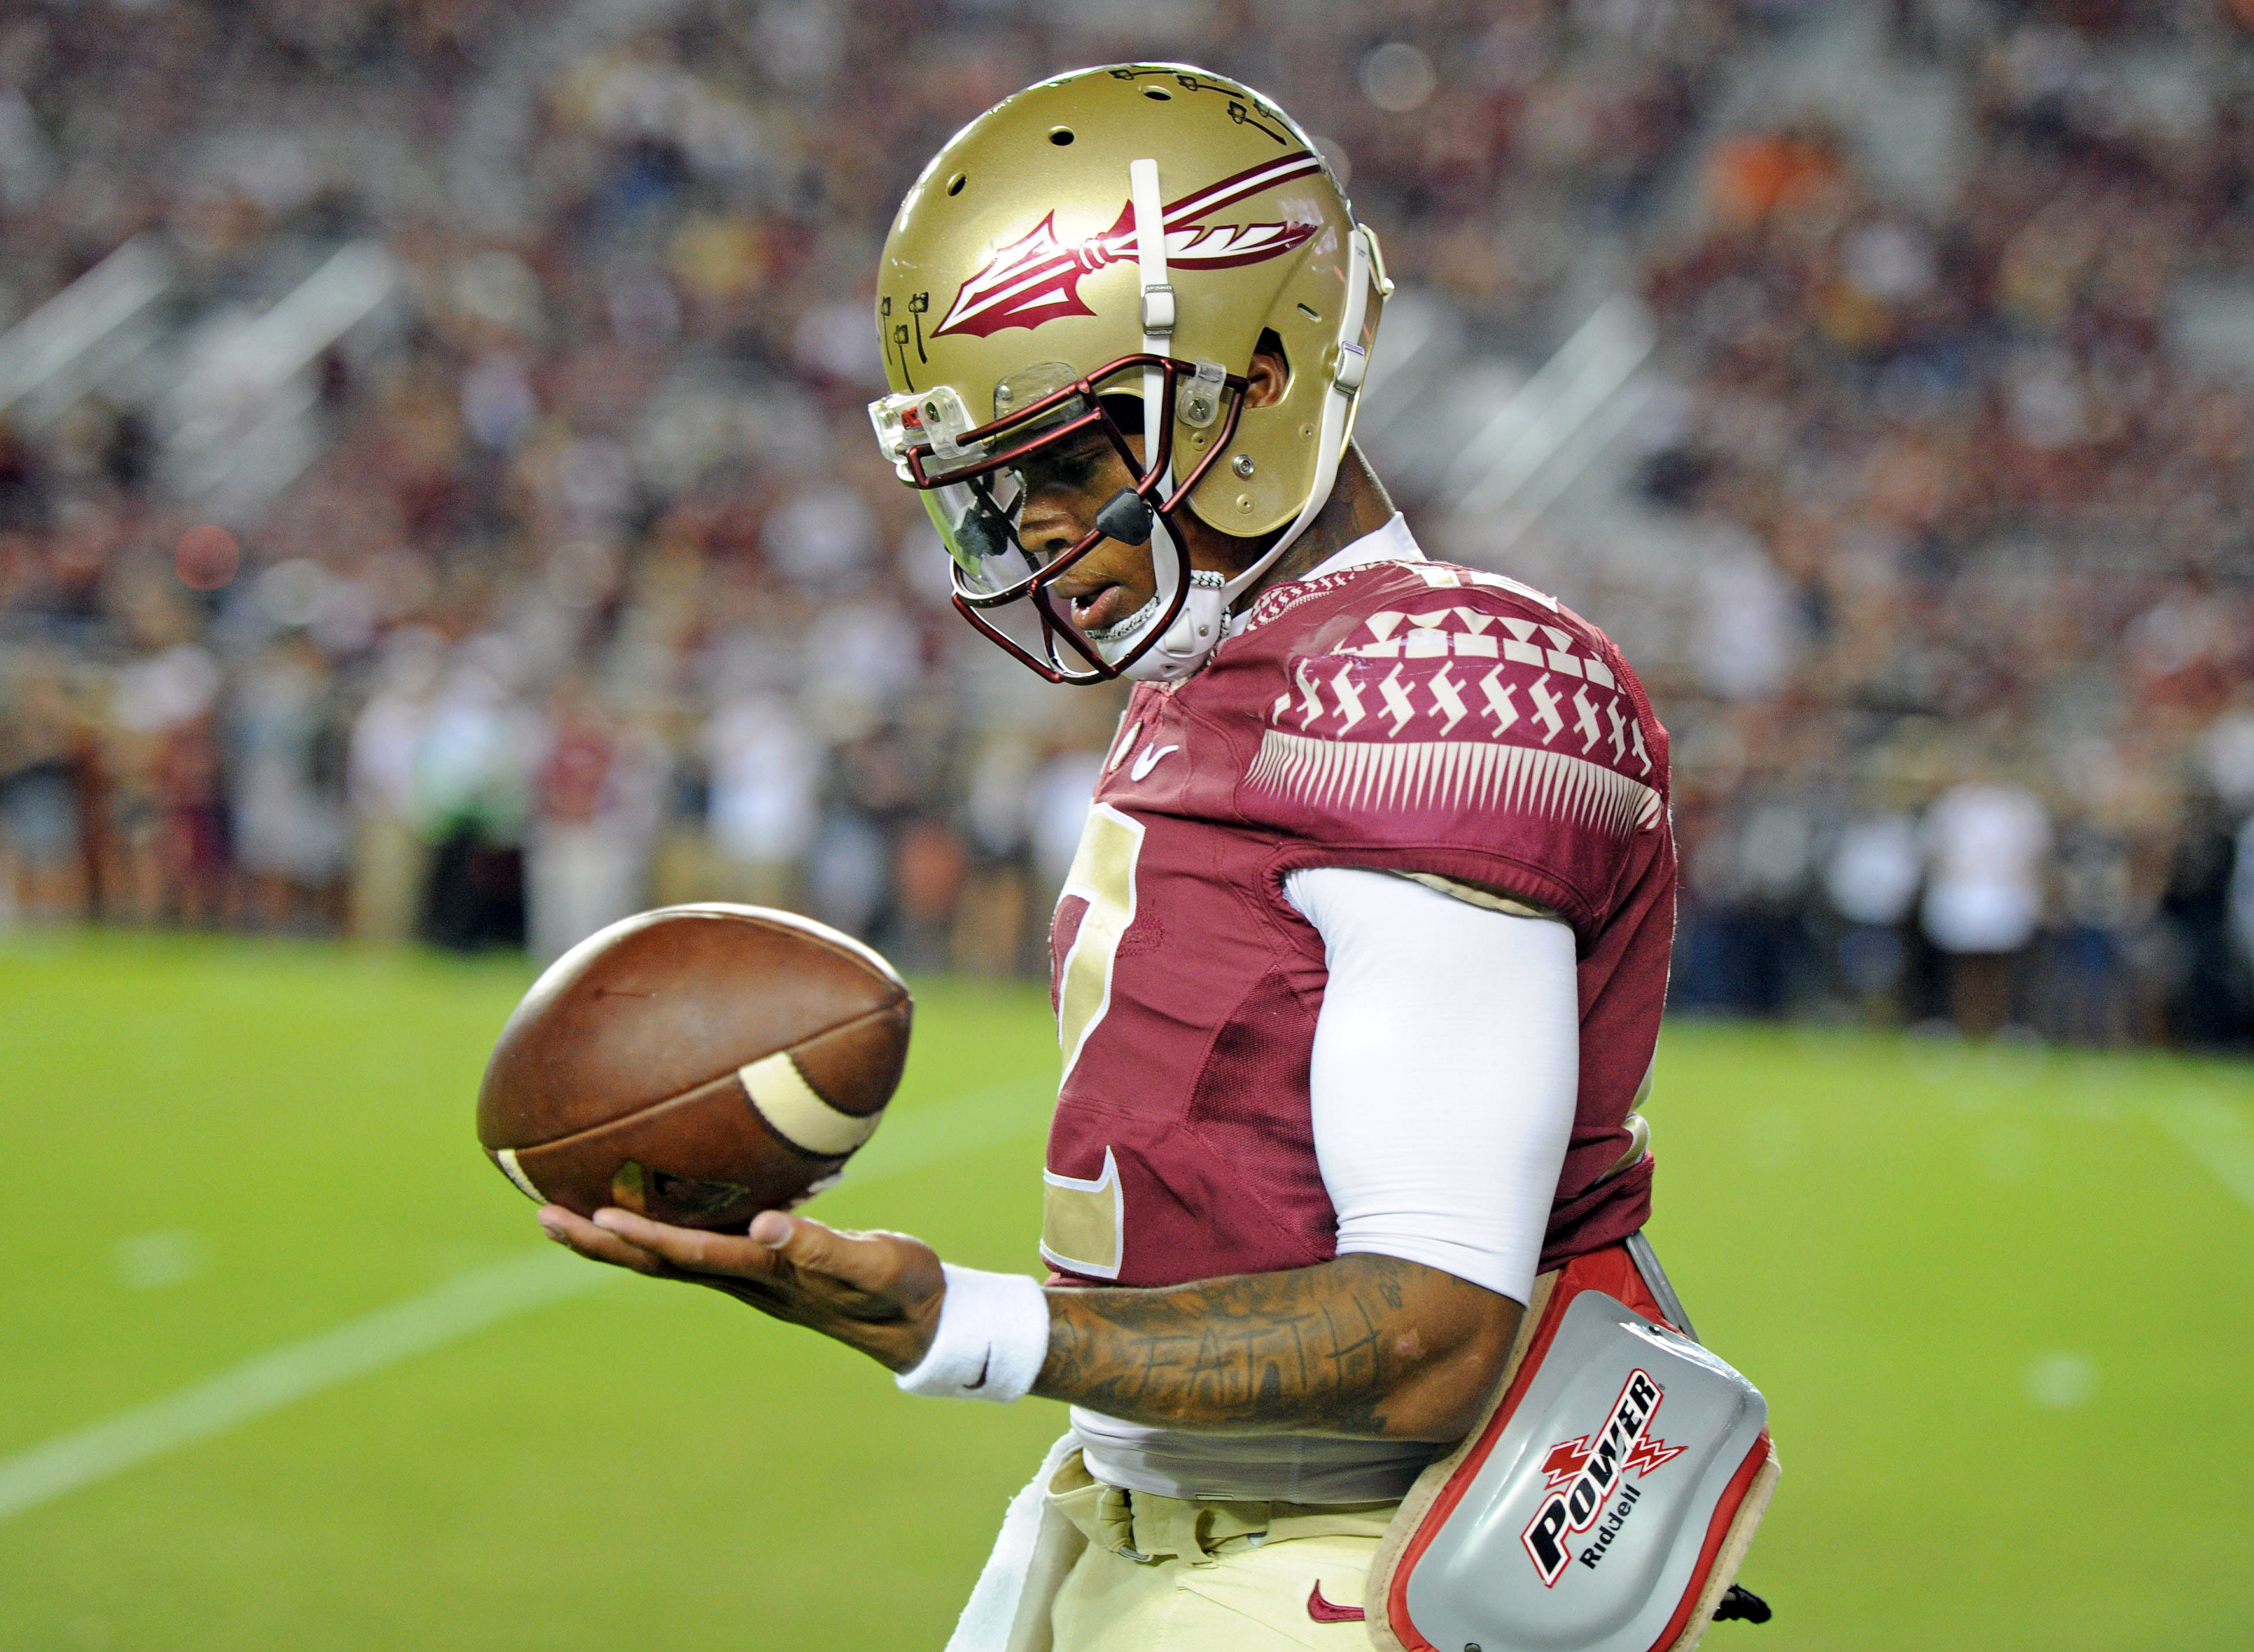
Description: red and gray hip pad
1368,1247,1778,1652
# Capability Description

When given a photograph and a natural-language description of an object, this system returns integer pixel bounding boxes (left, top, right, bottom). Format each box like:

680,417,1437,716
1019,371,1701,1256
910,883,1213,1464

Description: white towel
942,1433,1086,1652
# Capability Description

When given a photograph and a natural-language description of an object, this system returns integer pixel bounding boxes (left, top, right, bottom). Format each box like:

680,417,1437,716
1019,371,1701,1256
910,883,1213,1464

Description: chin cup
1122,569,1225,682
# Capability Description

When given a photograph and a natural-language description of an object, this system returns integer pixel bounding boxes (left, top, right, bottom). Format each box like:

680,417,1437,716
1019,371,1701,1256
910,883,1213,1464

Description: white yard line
2150,1091,2254,1214
0,1248,600,1522
0,1076,1054,1525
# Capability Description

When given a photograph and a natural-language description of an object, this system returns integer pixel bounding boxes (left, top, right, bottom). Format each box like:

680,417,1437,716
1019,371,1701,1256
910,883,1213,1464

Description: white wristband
894,1264,1050,1404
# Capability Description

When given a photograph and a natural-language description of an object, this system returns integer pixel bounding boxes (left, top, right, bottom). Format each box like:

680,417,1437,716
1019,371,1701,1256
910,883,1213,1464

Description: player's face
1017,335,1288,642
1014,418,1159,639
917,348,1283,656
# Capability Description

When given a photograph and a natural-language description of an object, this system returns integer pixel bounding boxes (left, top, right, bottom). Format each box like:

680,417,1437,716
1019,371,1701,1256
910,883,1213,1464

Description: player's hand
536,1204,946,1373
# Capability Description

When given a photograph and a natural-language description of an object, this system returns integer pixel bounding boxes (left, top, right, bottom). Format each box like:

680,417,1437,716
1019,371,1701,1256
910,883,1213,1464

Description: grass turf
0,932,2248,1650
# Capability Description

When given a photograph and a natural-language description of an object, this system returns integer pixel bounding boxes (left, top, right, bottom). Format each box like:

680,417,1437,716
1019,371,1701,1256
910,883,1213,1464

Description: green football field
2,933,2250,1651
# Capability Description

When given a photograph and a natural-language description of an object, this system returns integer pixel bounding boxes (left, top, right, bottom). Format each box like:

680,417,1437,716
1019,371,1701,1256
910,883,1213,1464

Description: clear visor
921,456,1035,599
869,353,1241,683
912,381,1151,603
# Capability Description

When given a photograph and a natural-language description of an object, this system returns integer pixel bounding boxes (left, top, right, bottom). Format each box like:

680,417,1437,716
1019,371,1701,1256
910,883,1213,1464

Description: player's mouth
1062,579,1142,638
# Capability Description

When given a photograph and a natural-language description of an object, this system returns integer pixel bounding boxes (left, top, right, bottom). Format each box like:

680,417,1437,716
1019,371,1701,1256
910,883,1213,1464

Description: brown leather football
476,904,911,1230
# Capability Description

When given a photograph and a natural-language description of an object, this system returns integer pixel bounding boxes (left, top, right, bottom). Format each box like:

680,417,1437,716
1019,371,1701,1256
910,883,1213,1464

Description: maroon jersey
1040,550,1674,1292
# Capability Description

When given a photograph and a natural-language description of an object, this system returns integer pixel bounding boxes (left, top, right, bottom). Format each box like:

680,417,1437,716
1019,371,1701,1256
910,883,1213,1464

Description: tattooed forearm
1036,1253,1521,1442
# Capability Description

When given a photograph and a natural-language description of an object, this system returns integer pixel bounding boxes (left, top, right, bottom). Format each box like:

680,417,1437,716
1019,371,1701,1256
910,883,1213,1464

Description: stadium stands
0,0,2247,1045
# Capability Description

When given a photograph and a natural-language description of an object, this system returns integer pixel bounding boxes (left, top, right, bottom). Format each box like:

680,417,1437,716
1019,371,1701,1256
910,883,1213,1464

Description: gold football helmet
868,64,1390,683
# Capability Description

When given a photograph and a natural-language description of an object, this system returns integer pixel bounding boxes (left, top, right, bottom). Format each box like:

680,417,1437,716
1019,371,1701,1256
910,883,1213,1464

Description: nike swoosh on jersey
1129,743,1180,781
1306,1581,1365,1623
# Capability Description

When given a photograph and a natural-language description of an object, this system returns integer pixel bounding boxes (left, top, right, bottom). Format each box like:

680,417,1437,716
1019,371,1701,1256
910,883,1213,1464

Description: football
476,904,912,1230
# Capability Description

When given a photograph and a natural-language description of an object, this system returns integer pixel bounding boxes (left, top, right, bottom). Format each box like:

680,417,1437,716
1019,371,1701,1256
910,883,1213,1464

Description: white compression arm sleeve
1286,866,1580,1308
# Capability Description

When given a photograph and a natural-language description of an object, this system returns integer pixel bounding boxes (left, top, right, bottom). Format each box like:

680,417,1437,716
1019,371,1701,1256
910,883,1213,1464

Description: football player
540,64,1773,1652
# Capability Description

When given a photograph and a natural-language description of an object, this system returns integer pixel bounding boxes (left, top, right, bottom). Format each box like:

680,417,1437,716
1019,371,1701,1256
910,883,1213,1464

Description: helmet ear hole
1249,329,1291,405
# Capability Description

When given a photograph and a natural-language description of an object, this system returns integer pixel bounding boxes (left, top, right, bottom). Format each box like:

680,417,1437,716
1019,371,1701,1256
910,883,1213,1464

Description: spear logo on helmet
932,152,1328,341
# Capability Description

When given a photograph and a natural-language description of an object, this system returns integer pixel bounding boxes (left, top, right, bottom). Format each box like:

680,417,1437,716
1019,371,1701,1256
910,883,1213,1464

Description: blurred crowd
0,0,1754,969
1629,1,2254,1043
0,0,2249,1045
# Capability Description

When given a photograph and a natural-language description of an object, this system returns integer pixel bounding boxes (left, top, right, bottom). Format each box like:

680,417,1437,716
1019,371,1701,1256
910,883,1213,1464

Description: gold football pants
1046,1452,1398,1651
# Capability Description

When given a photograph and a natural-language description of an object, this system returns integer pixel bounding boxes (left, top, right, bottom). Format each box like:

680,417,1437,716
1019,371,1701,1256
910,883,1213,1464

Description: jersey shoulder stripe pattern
1245,729,1660,837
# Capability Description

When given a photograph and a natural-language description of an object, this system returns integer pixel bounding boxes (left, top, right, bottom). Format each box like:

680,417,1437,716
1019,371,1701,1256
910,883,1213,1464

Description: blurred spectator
2044,807,2144,1045
2232,814,2254,986
347,630,443,945
1694,547,1802,703
894,818,970,972
413,641,535,953
230,632,348,930
1920,781,2052,1037
110,639,228,928
954,733,1043,977
1823,811,1922,1019
703,691,820,910
526,680,666,963
0,649,87,922
2160,790,2243,1047
1028,744,1106,894
805,809,888,942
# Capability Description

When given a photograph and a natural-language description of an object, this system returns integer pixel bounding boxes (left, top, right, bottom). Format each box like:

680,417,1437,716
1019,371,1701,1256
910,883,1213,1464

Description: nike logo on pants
1306,1581,1365,1623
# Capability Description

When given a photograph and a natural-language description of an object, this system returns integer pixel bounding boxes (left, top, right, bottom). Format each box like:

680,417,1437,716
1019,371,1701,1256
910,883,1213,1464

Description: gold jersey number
1056,803,1144,1080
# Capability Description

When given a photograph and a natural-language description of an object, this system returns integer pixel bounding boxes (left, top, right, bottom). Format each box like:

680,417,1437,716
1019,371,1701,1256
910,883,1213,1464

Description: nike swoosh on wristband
1306,1581,1365,1623
1129,743,1179,781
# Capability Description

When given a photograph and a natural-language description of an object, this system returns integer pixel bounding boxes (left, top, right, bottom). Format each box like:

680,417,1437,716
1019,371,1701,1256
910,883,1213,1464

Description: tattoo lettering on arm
1037,1252,1520,1443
